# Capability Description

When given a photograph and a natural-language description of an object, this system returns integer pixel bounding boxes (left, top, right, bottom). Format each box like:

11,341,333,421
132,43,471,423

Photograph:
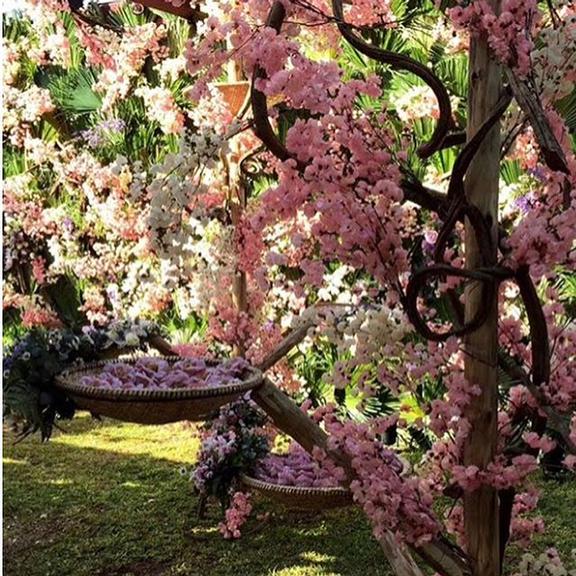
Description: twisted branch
331,0,454,158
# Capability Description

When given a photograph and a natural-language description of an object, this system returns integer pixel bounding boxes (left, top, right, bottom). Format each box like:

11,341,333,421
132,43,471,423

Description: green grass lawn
3,414,575,576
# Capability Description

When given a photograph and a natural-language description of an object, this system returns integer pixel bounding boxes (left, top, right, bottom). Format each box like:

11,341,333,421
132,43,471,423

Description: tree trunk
463,2,502,575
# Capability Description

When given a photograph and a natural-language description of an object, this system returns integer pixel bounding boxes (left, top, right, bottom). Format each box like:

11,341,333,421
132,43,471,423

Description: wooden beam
257,319,315,372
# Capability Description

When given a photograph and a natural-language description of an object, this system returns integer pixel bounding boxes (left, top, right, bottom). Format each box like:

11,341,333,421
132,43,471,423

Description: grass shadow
3,417,389,576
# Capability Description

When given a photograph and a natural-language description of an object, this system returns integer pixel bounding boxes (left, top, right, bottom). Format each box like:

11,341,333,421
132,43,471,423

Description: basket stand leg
197,493,208,520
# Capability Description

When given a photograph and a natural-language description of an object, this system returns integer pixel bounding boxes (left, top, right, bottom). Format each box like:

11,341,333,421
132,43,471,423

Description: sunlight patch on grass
2,457,28,465
44,478,74,486
51,413,198,464
299,551,335,564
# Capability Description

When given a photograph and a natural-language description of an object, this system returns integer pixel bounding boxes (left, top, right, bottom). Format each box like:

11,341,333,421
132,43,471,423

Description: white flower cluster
128,127,231,290
303,300,411,392
320,302,409,361
101,318,161,349
532,4,576,102
145,130,225,228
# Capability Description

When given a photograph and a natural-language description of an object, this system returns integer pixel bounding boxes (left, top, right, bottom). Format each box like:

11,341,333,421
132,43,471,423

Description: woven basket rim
240,473,352,498
55,356,263,402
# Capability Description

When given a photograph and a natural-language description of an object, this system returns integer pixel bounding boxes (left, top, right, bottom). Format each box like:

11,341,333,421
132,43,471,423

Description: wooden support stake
463,2,502,574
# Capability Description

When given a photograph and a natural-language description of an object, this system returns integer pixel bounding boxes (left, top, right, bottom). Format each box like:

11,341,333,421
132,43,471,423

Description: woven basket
240,473,353,510
55,357,263,425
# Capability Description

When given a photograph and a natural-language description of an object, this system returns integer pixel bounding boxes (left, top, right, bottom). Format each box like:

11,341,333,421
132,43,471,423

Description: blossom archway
3,1,575,576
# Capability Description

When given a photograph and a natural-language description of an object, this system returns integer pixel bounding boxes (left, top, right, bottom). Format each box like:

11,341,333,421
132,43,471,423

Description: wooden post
224,39,249,358
463,2,502,574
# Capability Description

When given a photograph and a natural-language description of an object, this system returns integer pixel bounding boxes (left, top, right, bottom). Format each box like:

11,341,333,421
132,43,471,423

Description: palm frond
501,160,522,185
555,87,576,135
46,67,102,115
435,55,469,99
3,146,26,178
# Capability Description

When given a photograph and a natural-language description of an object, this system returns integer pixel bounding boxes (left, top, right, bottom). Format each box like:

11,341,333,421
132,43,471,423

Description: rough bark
462,3,503,574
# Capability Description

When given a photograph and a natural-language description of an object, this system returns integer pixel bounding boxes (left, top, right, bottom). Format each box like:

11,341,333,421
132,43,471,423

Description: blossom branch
252,379,472,576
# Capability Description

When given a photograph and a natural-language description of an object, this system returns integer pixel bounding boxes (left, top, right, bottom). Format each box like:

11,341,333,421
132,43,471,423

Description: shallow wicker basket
55,357,263,425
240,473,353,510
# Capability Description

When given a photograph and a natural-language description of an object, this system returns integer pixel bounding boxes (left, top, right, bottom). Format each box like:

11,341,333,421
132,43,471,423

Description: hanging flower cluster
317,409,441,546
219,491,253,539
190,400,270,503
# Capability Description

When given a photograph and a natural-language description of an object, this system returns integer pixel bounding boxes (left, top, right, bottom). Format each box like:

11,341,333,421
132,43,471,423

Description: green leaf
46,67,102,115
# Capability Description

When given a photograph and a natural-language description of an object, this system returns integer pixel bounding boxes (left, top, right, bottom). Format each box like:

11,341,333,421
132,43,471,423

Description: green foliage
59,11,85,70
41,275,88,328
45,67,102,115
160,308,209,345
3,11,31,42
292,340,338,407
501,159,523,185
3,144,27,178
3,322,163,440
3,330,78,441
435,55,469,101
291,340,399,421
556,270,576,319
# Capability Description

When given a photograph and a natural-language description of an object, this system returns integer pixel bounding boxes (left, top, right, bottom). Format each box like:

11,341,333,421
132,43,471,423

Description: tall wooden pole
225,43,249,357
463,2,502,574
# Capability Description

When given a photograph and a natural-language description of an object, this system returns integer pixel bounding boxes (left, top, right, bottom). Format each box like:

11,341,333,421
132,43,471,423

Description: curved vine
331,0,455,158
